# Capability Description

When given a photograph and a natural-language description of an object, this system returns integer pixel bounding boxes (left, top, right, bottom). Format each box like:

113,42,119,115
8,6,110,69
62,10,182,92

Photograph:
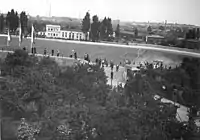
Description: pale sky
0,0,200,26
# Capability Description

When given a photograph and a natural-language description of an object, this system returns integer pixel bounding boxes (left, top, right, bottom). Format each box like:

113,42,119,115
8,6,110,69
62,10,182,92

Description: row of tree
82,12,117,42
0,9,28,34
185,28,200,40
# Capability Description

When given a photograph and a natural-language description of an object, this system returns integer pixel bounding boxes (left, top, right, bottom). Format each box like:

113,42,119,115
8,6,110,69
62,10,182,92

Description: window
72,33,74,39
48,33,50,36
48,28,51,31
51,28,53,31
65,32,68,37
62,32,64,37
53,33,55,36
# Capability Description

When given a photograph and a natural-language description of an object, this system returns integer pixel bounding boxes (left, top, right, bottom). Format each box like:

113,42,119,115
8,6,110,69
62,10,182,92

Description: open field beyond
0,36,187,66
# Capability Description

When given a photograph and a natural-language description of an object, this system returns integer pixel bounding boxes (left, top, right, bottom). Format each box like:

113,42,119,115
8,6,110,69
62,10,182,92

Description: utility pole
49,3,51,17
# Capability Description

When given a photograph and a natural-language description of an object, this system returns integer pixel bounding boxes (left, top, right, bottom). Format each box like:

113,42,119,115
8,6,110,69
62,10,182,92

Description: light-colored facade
146,35,165,45
45,24,87,40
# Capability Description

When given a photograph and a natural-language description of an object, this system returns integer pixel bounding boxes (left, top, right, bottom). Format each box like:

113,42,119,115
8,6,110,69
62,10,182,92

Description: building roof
46,24,61,28
61,28,82,32
120,30,135,35
147,35,165,39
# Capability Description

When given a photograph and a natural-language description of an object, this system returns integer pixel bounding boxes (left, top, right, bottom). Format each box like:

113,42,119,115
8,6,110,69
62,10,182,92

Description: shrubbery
0,49,199,140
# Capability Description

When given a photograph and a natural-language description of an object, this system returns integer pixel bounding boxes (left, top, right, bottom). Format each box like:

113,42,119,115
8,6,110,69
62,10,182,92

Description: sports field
0,36,184,66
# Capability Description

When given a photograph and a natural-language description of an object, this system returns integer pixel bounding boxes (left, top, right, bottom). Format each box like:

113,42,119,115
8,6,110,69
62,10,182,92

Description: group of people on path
43,48,61,57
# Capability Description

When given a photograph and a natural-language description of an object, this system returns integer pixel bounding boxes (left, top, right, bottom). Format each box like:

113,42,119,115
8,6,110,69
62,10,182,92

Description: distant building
146,35,165,45
120,30,135,40
45,24,87,40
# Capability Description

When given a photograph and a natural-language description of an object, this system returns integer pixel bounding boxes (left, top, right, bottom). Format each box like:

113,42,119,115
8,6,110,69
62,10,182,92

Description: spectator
110,60,114,71
98,58,102,66
31,47,34,54
44,48,47,56
52,49,54,56
87,54,90,62
74,52,77,59
95,58,99,64
72,50,77,59
34,47,36,54
102,59,105,67
84,53,88,61
23,46,26,51
116,64,119,72
111,71,114,80
57,49,60,57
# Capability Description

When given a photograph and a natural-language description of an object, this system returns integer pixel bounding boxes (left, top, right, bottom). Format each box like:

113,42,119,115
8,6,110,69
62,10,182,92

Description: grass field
0,36,184,66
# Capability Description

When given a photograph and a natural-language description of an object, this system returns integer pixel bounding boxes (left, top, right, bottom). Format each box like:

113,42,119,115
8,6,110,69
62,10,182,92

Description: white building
45,24,87,40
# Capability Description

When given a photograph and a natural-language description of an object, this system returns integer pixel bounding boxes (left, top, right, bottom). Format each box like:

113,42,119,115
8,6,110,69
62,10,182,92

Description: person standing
51,49,54,56
34,47,36,54
31,47,34,54
71,50,77,59
44,48,47,56
110,60,114,71
86,53,90,62
57,49,60,57
116,64,119,72
84,53,88,61
111,70,114,87
23,46,26,51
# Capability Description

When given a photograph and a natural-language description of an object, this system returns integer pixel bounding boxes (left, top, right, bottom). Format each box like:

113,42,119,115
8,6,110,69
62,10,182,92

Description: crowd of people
20,47,176,86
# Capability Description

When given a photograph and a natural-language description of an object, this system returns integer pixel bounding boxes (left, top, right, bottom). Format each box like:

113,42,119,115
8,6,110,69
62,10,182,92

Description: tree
147,25,152,34
20,11,28,35
5,9,20,33
0,14,4,32
115,24,120,39
197,28,200,40
107,18,113,38
91,15,100,42
192,28,196,39
81,12,91,40
159,25,165,31
99,17,107,40
134,27,138,38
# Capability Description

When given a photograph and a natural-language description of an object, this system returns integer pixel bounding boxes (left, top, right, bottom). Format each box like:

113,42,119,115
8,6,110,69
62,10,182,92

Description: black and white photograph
0,0,200,140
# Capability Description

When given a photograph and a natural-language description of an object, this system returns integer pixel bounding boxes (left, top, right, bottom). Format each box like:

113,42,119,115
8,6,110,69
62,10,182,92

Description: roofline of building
46,24,61,27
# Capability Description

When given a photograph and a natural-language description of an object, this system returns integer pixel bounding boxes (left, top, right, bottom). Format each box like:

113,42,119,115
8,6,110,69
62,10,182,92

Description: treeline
82,12,120,42
185,28,200,40
0,9,28,35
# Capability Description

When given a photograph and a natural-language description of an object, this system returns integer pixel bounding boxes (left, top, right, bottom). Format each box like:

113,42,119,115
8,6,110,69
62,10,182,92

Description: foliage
115,24,120,38
5,9,28,34
147,25,152,34
82,12,91,40
159,26,165,31
1,49,200,140
134,27,138,37
6,9,19,32
82,12,91,33
20,11,28,34
17,118,41,140
0,14,4,32
91,15,100,42
185,28,200,40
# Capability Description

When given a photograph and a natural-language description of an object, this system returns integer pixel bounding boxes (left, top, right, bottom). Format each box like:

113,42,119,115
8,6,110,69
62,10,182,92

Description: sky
0,0,200,26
